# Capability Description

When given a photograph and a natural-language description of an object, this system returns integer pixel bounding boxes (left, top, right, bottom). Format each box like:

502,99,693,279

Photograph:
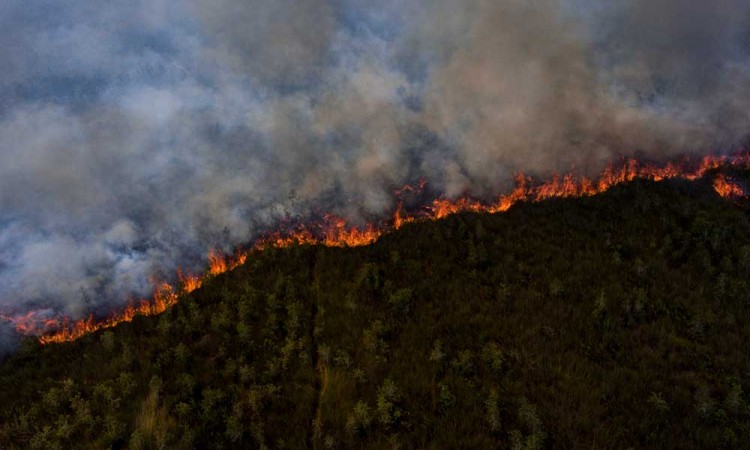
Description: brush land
2,171,750,449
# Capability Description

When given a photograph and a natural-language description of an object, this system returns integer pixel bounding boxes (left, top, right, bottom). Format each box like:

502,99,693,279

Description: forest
2,171,750,449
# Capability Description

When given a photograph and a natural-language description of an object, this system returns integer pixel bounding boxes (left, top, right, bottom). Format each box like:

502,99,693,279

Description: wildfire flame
3,153,749,344
713,173,746,198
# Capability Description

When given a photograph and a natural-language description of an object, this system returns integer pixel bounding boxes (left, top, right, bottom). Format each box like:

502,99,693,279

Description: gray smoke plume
1,0,750,352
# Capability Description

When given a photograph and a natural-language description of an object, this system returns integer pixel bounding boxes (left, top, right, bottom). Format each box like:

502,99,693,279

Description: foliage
2,174,750,448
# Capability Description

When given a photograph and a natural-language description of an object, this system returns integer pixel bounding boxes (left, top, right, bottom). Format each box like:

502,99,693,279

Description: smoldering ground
1,0,750,352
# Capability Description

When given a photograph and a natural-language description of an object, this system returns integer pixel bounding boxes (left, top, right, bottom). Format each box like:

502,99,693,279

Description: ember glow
713,174,746,198
4,153,747,345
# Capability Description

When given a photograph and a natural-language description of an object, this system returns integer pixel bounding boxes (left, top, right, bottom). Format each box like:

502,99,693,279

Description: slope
2,173,750,449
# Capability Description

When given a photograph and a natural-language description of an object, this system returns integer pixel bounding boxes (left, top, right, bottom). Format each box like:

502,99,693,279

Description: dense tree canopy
2,172,750,449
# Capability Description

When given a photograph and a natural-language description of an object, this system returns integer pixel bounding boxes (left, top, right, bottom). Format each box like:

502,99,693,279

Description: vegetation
2,172,750,449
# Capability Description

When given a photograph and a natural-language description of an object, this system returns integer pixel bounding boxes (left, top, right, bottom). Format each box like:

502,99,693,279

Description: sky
1,0,750,353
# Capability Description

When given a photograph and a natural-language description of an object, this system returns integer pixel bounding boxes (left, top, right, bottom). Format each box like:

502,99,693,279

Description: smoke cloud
2,0,750,350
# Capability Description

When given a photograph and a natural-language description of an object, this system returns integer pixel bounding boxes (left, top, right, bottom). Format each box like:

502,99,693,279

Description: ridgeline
2,171,750,449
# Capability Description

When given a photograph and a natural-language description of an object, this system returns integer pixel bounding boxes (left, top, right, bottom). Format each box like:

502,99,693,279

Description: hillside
2,173,750,449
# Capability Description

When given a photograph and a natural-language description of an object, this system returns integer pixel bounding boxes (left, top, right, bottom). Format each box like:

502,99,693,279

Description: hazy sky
2,0,750,351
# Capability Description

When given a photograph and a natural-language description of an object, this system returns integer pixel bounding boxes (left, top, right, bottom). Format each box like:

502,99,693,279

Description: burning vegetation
3,174,750,449
3,153,750,344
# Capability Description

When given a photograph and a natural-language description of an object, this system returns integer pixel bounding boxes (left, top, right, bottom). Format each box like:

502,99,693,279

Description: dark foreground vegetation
3,172,750,449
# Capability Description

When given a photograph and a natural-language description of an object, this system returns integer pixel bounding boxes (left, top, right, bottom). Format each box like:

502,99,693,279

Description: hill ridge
2,175,750,449
10,155,750,346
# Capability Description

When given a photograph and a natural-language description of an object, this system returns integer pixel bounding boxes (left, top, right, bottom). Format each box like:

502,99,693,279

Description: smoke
2,0,750,347
0,322,19,361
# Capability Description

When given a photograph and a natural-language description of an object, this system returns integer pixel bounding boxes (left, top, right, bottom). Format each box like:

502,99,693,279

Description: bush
376,379,403,428
346,401,372,436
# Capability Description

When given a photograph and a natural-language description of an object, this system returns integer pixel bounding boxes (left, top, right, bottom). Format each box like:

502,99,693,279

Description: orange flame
177,269,203,294
4,153,750,344
208,249,228,276
32,282,182,344
713,174,746,198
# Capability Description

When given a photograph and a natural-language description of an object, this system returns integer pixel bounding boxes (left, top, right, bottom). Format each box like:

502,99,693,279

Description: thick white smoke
1,0,750,351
